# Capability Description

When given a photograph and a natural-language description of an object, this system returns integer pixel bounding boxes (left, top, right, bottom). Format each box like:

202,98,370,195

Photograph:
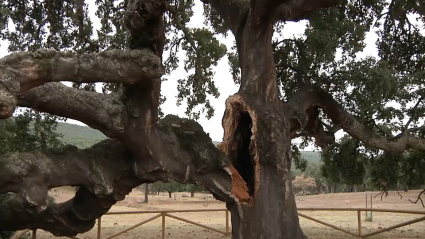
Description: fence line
297,207,425,238
27,207,425,239
99,209,229,239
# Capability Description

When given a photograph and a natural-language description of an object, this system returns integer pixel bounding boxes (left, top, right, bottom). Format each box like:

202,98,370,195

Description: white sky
0,1,381,147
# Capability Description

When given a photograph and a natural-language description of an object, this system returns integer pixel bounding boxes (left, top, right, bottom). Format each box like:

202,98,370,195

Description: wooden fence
297,207,425,238
26,207,425,239
99,209,229,239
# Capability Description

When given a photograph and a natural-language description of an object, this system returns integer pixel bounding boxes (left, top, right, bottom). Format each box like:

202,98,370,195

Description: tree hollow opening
233,112,255,197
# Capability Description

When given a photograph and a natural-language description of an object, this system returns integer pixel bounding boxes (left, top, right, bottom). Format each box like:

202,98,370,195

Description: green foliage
0,0,96,53
176,27,227,119
186,184,205,193
55,122,106,148
0,0,228,119
272,0,425,180
292,144,307,172
0,109,64,237
0,109,65,155
367,149,425,191
321,136,366,190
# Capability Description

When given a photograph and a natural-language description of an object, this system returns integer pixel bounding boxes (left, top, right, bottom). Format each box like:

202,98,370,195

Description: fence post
162,212,166,239
32,229,36,239
357,210,362,237
365,194,367,218
97,217,102,239
225,210,229,235
370,194,373,221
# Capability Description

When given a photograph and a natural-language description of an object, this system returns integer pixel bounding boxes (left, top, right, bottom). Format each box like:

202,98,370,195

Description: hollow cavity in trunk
233,112,255,197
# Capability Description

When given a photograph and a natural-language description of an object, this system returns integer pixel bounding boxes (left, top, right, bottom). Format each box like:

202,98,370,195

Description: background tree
305,162,327,194
321,136,366,192
292,174,316,195
162,182,184,198
0,110,63,238
0,0,425,238
186,184,205,197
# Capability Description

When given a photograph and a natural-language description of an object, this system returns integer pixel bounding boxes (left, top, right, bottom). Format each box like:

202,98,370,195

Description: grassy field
31,187,425,239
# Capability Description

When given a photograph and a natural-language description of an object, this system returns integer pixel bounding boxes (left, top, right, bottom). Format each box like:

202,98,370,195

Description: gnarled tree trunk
217,2,306,238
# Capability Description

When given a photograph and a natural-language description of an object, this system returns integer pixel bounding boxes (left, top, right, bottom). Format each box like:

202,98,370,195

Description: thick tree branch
287,89,425,153
0,139,140,236
0,115,249,236
18,83,127,137
0,49,164,119
1,49,164,90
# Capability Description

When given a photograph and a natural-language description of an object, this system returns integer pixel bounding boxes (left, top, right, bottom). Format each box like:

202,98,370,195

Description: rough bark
0,140,139,236
218,1,303,238
212,1,347,238
0,48,164,119
0,115,242,236
191,192,195,197
18,83,127,138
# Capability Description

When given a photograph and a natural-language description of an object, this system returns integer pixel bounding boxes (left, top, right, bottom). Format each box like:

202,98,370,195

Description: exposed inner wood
222,95,262,204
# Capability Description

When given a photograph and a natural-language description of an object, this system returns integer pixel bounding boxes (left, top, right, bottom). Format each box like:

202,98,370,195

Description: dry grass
30,187,425,239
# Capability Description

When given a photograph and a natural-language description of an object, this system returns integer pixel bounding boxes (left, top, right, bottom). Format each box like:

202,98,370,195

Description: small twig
374,189,388,201
396,188,403,200
409,189,425,207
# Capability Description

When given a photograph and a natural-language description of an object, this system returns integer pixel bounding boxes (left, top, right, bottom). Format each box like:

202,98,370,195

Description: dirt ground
30,187,425,239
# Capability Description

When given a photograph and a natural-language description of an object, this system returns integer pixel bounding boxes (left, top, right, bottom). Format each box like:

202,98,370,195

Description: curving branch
0,139,140,236
18,83,127,138
286,89,425,153
0,115,248,236
409,189,425,207
0,49,164,119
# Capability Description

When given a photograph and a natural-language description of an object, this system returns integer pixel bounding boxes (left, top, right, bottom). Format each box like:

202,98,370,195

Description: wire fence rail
25,207,425,239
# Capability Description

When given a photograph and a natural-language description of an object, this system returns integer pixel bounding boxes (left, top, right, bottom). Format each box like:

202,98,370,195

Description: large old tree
0,0,424,238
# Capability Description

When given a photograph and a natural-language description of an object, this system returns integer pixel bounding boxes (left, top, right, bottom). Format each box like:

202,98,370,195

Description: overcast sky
0,1,381,147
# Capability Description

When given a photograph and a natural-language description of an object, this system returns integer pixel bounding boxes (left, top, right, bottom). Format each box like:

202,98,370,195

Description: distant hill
56,122,106,148
300,151,321,164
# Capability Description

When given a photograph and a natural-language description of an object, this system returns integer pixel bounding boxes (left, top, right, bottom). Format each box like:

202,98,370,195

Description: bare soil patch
30,188,425,238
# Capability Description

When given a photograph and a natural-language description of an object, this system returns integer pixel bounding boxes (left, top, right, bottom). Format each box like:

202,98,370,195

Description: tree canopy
1,1,424,150
0,0,424,238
